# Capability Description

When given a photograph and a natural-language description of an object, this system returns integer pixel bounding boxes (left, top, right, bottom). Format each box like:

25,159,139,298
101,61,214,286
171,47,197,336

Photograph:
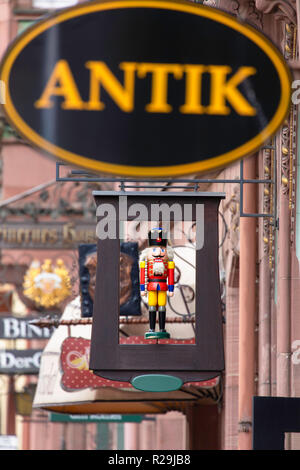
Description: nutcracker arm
167,261,175,292
140,260,146,291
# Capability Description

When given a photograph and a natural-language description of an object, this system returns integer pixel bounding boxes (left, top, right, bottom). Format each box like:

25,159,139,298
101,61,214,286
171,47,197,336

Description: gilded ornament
23,258,71,308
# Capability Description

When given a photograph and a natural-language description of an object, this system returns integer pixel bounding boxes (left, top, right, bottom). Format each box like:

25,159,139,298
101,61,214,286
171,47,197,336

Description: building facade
0,0,299,450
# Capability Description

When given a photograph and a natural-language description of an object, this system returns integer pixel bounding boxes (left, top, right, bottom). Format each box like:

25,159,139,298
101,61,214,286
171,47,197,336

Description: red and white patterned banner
60,336,219,391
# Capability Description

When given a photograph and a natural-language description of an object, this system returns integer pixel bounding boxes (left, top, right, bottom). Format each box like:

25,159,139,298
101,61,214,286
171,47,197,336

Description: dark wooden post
186,404,221,450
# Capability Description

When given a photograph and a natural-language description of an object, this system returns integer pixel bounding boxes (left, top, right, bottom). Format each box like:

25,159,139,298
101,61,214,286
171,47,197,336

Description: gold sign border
0,0,292,177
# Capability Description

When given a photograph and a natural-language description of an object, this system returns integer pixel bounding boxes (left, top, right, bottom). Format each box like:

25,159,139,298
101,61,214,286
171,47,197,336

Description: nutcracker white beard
153,260,165,275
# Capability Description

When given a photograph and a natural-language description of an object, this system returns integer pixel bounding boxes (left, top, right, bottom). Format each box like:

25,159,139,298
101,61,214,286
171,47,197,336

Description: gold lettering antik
35,60,257,116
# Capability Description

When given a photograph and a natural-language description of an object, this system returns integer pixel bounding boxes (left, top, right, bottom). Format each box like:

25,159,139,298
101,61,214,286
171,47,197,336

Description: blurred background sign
0,222,96,250
0,349,43,374
0,316,55,339
49,413,144,423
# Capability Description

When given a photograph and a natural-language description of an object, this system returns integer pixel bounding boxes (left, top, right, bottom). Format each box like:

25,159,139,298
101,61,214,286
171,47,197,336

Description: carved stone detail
224,185,240,256
289,103,297,244
283,22,295,61
262,146,271,255
280,22,296,202
255,0,296,24
281,120,291,195
223,0,263,27
219,0,296,26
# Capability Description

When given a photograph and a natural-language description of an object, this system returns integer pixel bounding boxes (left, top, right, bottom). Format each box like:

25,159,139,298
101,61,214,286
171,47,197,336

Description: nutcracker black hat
148,228,168,247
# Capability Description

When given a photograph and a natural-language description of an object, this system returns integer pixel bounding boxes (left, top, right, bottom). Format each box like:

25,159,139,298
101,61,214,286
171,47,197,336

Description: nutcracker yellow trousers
148,291,167,307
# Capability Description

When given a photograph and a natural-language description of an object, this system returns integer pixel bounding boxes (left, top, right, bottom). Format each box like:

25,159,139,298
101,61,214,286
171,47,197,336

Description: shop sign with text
0,349,42,374
49,413,144,423
0,222,96,249
0,316,55,340
0,0,291,176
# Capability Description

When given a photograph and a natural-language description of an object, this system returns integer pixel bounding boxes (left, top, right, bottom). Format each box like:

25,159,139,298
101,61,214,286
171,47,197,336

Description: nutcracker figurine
139,228,175,339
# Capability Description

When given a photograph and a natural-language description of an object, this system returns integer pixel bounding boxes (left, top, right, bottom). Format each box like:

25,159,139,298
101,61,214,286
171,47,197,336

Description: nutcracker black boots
158,306,166,332
149,306,156,332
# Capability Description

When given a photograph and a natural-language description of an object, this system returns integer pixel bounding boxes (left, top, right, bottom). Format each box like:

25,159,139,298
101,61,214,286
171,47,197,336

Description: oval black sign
0,0,291,177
